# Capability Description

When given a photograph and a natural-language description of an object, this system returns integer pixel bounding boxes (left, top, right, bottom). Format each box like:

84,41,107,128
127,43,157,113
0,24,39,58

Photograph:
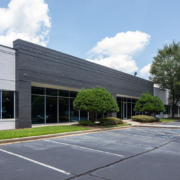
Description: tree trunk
89,112,95,122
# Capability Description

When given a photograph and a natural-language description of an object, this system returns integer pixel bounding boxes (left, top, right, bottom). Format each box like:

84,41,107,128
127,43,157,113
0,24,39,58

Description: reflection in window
46,97,57,123
0,91,1,119
80,111,88,120
97,113,103,120
116,97,141,119
32,96,44,124
32,87,44,95
132,104,136,116
59,97,69,122
117,102,122,119
70,99,79,122
2,91,14,119
127,103,131,119
59,90,69,97
46,88,57,96
70,91,77,98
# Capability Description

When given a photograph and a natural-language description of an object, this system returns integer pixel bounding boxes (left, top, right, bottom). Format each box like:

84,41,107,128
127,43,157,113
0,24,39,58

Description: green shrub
78,120,95,126
98,117,123,126
59,116,69,122
131,115,160,123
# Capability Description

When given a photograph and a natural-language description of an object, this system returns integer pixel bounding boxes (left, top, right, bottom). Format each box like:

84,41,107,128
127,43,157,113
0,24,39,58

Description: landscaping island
0,117,131,140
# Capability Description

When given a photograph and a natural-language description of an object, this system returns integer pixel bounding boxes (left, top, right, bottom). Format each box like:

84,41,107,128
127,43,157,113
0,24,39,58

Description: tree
150,41,180,118
73,86,119,122
134,92,165,116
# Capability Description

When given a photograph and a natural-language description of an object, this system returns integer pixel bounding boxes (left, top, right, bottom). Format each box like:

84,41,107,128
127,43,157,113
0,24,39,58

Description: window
80,111,88,120
59,90,69,97
31,87,44,95
59,97,69,122
31,87,81,124
175,105,178,114
46,88,57,96
70,99,79,122
2,91,14,119
0,91,1,119
46,97,57,123
117,97,138,119
32,96,44,124
70,91,78,98
164,105,170,115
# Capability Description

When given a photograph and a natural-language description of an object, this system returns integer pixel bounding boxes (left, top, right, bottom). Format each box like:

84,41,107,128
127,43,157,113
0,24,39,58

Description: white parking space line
0,148,71,175
44,139,124,157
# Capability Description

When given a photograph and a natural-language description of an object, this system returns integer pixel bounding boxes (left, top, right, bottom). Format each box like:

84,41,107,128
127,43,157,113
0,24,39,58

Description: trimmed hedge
78,120,95,126
131,115,160,123
98,117,123,126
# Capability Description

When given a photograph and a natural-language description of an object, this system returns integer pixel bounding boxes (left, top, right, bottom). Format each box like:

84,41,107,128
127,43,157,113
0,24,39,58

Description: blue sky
0,0,180,79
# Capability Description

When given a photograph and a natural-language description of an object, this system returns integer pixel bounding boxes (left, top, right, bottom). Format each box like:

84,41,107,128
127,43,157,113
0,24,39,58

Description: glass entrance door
123,103,127,119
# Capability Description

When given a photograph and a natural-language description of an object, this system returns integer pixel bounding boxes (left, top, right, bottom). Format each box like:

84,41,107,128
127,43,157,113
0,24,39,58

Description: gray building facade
0,39,154,130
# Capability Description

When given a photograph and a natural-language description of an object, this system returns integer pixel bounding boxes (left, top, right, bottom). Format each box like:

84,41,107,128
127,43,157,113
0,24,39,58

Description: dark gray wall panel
13,39,153,128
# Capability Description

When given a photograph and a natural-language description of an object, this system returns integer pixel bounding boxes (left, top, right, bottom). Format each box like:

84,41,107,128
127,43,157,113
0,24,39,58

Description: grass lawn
160,119,178,122
0,123,131,141
0,125,91,140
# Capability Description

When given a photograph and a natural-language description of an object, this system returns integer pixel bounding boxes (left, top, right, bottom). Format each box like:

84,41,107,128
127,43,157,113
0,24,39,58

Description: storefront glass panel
80,111,88,120
0,91,1,119
32,87,45,95
2,91,14,119
59,97,69,122
46,97,57,123
46,88,57,96
32,95,44,124
70,98,79,122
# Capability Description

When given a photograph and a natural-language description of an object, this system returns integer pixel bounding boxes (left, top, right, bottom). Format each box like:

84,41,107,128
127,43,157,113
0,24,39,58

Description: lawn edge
0,126,132,145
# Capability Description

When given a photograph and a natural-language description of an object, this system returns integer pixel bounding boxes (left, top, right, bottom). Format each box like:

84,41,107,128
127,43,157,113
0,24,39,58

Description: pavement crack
65,138,179,180
88,173,111,180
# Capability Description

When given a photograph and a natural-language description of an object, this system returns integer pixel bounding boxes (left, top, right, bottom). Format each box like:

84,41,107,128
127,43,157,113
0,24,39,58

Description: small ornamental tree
134,92,165,116
73,86,119,122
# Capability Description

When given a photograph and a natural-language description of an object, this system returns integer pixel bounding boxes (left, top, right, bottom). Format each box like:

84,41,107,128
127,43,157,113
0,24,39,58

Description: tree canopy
134,92,165,115
73,86,119,122
150,41,180,117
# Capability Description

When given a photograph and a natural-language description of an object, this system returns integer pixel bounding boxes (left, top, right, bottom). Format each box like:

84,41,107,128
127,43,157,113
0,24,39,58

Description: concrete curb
132,125,180,129
0,126,132,145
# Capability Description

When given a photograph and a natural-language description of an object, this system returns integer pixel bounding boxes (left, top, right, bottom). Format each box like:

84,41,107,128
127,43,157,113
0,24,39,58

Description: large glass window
117,102,122,119
132,103,136,116
2,91,14,119
117,97,139,119
70,99,79,122
32,96,44,124
164,105,170,115
46,88,57,96
127,103,131,119
70,91,78,98
46,97,57,123
59,97,69,122
0,91,1,119
80,111,88,120
32,87,44,95
59,90,69,97
31,87,83,124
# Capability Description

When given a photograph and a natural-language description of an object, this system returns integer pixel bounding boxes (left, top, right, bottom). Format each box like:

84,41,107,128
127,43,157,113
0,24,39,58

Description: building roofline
0,44,15,50
13,39,153,84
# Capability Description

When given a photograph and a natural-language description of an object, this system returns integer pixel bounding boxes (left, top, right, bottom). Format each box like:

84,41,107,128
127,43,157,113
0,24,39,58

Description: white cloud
0,0,51,47
87,31,150,73
140,63,151,79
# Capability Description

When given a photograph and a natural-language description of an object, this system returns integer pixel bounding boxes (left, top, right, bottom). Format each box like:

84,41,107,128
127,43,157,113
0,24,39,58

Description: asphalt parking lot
1,126,180,180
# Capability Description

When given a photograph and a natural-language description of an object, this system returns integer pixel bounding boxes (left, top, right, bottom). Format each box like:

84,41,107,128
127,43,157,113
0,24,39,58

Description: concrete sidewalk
123,119,180,129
